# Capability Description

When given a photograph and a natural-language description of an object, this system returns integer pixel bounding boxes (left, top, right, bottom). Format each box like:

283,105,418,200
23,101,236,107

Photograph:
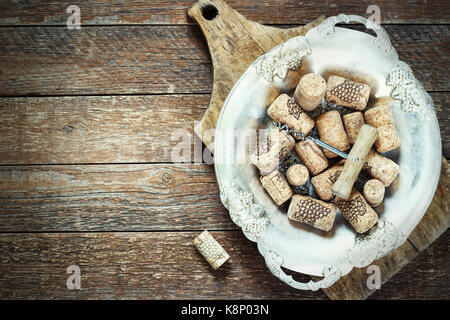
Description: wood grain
0,25,447,96
0,93,447,165
0,95,209,164
369,231,449,300
0,164,233,232
0,230,447,299
0,0,448,25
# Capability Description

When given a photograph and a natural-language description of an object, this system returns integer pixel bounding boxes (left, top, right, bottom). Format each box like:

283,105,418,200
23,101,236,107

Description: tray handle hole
201,4,218,20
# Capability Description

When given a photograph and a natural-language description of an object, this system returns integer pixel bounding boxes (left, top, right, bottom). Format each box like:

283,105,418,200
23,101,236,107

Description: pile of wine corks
251,73,400,234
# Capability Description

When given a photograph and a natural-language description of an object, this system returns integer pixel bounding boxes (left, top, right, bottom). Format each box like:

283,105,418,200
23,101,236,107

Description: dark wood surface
0,0,448,299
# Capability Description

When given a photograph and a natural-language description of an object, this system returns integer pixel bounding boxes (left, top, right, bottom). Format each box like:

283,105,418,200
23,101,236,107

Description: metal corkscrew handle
277,122,349,159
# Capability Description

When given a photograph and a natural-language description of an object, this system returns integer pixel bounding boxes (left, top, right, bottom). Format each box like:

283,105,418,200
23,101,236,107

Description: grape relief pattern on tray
253,36,312,82
219,182,269,242
345,219,408,268
386,61,434,118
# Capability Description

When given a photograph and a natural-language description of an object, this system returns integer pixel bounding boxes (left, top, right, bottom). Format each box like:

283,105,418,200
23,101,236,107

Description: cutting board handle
188,0,324,152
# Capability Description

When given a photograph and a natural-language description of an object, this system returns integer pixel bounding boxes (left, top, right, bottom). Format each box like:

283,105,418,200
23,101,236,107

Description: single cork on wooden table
193,230,230,270
287,194,337,232
310,161,345,201
364,149,400,187
364,97,400,153
294,73,327,111
260,170,293,205
316,110,350,158
268,94,315,138
343,111,365,144
295,139,329,176
325,75,371,111
286,164,309,186
335,189,379,234
250,127,295,174
363,179,385,207
332,124,379,200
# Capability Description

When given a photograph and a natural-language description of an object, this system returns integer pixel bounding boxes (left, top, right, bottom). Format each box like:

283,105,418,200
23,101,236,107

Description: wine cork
310,162,344,201
316,110,350,158
260,170,293,205
294,139,329,176
286,164,309,186
332,124,379,200
268,94,315,138
250,127,295,174
363,179,385,207
343,112,365,144
294,73,327,111
192,230,230,270
287,194,337,232
335,189,378,234
325,75,371,110
364,101,400,153
364,150,399,187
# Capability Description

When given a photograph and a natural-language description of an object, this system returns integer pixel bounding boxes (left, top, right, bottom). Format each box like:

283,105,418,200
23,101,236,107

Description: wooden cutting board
188,0,449,300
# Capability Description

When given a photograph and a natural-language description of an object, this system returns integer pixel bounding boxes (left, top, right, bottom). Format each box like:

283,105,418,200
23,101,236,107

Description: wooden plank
0,230,447,299
0,164,234,232
0,95,209,164
0,0,448,25
0,231,328,299
408,157,449,251
0,26,212,96
0,25,447,96
0,93,447,165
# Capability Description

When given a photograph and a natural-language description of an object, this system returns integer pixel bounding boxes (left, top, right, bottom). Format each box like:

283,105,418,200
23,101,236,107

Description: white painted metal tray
214,14,441,290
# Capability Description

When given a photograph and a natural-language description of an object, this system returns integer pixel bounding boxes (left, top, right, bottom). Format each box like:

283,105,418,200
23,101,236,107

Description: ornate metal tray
214,15,441,290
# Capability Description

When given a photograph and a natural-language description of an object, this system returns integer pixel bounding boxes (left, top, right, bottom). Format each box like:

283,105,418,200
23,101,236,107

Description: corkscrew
277,122,349,159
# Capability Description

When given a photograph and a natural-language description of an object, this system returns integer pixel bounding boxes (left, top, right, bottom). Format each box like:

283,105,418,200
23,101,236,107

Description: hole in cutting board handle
201,4,218,20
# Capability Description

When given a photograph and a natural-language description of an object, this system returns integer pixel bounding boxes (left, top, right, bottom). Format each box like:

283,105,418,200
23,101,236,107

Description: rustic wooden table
0,1,448,299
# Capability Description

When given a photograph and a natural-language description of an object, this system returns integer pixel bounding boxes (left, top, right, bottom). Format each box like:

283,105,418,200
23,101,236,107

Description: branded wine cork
310,162,345,201
192,230,230,270
332,124,379,200
268,94,315,138
325,75,371,110
364,100,400,153
260,170,293,205
364,150,400,187
343,112,365,144
316,110,350,158
294,139,329,176
250,127,295,174
363,179,385,207
287,195,337,231
286,164,309,186
335,189,378,234
294,73,327,111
